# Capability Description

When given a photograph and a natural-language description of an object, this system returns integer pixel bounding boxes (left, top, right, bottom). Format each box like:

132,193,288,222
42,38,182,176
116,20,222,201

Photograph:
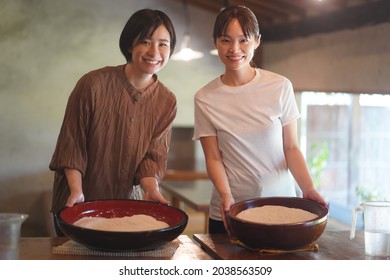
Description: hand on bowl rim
220,196,235,236
302,188,328,207
65,192,85,208
221,210,233,237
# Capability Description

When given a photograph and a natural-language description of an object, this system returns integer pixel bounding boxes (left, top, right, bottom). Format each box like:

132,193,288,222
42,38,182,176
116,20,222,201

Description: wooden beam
255,0,306,17
260,0,390,42
175,0,222,14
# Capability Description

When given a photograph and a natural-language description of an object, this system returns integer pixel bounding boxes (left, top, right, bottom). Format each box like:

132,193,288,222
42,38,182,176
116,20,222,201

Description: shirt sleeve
135,96,177,184
280,78,300,126
49,74,93,176
193,92,217,140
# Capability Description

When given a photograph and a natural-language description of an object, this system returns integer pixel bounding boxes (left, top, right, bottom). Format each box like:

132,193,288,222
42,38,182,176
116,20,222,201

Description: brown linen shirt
49,65,177,212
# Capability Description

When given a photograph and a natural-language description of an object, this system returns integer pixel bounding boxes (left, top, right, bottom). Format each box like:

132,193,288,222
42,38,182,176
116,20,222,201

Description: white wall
262,22,390,94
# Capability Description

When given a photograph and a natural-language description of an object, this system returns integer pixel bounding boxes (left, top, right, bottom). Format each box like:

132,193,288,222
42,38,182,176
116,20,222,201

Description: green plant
308,142,330,189
355,185,383,202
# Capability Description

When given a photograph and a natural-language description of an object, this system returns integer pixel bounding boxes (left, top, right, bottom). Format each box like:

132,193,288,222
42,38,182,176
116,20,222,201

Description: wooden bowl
227,197,328,250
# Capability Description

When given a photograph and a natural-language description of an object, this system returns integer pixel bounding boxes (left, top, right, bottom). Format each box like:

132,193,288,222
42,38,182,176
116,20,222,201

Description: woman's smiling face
216,18,260,71
131,24,171,75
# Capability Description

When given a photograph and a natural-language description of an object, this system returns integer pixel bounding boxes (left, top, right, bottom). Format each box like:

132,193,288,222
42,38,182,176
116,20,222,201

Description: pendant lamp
171,0,204,61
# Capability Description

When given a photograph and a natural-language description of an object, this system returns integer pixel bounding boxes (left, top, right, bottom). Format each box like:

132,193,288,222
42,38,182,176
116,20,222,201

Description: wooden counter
163,170,208,180
193,231,389,260
160,179,213,232
19,235,212,260
160,180,212,212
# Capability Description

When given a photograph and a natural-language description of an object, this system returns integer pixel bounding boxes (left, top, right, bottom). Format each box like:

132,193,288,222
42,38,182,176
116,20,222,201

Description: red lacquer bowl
55,199,188,251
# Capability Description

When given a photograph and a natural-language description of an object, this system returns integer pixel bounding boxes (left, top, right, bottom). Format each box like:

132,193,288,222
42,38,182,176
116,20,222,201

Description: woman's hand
220,193,235,236
144,187,170,204
140,177,170,204
66,191,85,207
303,187,328,207
64,168,84,207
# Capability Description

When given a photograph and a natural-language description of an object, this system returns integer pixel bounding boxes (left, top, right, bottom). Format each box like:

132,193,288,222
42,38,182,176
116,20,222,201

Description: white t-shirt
193,68,300,220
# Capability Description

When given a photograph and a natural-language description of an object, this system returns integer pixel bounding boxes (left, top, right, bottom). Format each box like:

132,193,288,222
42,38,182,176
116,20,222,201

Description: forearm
282,122,315,194
64,168,85,207
64,168,83,194
285,147,327,205
206,158,232,200
284,147,315,193
139,177,159,192
200,136,234,212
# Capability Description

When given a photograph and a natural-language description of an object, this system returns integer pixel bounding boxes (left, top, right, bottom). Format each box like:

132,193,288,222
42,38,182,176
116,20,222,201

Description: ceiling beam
229,0,284,23
254,0,306,18
260,0,390,42
180,0,222,14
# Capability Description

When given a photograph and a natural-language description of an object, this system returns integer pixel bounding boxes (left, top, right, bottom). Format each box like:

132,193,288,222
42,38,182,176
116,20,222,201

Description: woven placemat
230,239,319,254
53,239,181,258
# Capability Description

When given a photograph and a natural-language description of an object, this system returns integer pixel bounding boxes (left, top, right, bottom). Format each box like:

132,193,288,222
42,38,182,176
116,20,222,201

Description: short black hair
119,9,176,62
213,5,260,44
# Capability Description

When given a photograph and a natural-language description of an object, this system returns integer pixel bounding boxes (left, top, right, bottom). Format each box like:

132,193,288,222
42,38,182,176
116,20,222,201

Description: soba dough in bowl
227,197,328,250
56,199,188,251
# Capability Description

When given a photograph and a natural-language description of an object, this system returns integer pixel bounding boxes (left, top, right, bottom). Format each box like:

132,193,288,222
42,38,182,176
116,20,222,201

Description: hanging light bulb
209,48,218,56
172,35,204,61
171,0,204,61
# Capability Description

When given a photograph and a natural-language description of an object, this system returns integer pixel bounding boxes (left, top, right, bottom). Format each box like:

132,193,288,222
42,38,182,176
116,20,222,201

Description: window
299,92,390,224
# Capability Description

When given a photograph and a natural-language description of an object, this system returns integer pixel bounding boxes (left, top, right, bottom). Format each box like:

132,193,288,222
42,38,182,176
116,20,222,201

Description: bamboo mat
52,239,180,258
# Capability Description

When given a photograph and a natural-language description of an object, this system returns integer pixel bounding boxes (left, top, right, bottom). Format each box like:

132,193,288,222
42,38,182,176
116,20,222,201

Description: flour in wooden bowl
237,205,318,224
73,214,169,232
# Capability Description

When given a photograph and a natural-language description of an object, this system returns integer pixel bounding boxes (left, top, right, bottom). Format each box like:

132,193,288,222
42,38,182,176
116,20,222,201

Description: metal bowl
227,197,328,250
55,199,188,251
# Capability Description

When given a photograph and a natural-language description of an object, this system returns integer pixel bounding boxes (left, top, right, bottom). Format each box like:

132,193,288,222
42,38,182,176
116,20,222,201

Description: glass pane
358,95,390,202
300,91,390,225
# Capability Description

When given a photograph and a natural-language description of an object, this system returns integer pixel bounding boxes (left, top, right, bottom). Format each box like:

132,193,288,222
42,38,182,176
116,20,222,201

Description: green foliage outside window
308,142,330,189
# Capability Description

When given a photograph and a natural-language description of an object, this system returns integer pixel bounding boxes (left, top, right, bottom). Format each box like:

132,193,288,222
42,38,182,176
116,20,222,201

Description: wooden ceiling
175,0,390,42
